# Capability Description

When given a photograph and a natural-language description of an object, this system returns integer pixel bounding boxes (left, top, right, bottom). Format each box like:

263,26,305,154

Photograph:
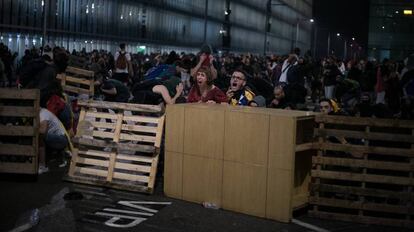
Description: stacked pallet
310,115,414,228
65,100,164,193
0,89,40,174
57,66,95,97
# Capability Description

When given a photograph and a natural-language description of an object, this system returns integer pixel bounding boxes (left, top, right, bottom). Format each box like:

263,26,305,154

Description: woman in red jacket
187,67,227,104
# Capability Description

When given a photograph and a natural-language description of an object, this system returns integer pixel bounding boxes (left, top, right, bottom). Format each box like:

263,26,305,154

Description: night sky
313,0,370,58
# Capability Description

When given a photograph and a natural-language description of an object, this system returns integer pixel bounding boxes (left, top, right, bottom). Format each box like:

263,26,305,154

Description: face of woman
196,71,208,86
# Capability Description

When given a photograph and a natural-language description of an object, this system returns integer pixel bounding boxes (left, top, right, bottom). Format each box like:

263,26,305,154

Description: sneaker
38,166,49,174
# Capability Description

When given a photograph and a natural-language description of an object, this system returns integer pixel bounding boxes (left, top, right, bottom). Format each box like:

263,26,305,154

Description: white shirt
279,59,293,83
114,51,131,73
40,108,66,136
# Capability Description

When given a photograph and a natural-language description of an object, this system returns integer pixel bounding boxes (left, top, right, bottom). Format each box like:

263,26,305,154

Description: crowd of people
1,42,413,172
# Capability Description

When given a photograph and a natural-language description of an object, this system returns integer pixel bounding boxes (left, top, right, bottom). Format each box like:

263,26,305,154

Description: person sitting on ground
187,67,227,104
39,107,70,173
226,69,255,106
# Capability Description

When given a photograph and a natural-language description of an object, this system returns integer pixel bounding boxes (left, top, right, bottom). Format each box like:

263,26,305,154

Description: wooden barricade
310,115,414,228
57,66,95,97
0,88,40,174
65,100,164,193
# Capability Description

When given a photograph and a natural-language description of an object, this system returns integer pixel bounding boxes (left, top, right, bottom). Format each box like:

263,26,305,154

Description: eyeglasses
231,75,245,81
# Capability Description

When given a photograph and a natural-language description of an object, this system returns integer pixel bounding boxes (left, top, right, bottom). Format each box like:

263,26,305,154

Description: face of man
230,71,246,92
274,87,285,100
319,101,332,114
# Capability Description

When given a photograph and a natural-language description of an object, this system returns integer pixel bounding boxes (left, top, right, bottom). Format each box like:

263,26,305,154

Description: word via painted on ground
93,201,171,228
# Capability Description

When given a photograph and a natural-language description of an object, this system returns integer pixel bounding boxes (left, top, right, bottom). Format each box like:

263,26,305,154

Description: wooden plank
319,142,414,157
78,100,162,113
112,172,149,183
311,170,413,186
0,144,35,156
310,196,414,214
107,113,123,182
308,211,414,228
295,143,315,152
87,121,116,130
76,157,109,167
63,85,93,95
154,115,165,149
311,183,414,201
315,115,414,129
92,131,116,140
316,128,414,143
66,66,94,77
0,162,37,174
117,143,155,153
78,149,111,159
147,155,159,191
312,156,413,172
119,133,155,143
0,106,35,117
0,88,39,99
121,124,157,133
75,167,108,177
123,115,159,124
117,154,153,163
73,137,116,148
64,75,94,85
114,162,151,173
0,125,35,136
107,152,116,182
85,111,118,120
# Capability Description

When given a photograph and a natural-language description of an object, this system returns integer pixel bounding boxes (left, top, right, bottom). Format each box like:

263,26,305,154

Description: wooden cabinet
164,104,317,222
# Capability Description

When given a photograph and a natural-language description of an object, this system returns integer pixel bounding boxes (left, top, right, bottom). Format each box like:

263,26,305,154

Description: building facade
368,0,414,60
0,0,312,55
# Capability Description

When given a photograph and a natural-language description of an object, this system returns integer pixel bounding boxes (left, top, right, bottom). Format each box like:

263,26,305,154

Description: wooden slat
112,172,149,183
311,170,413,186
312,156,413,172
76,157,109,167
78,100,162,113
63,85,93,95
117,143,155,153
318,142,414,157
117,154,153,163
66,66,94,77
73,137,115,148
315,115,414,129
87,121,116,129
311,183,414,201
0,88,39,99
0,144,35,156
121,124,157,133
78,149,111,159
92,130,116,139
295,142,315,152
147,155,159,191
316,128,414,143
119,133,155,143
75,167,108,177
310,196,414,214
64,75,94,85
85,111,118,120
0,106,35,117
154,115,165,149
308,211,414,228
122,115,159,124
114,162,151,173
0,125,35,136
0,162,36,174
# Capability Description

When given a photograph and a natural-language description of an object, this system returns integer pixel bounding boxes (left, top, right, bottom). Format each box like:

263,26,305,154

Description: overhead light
309,18,315,23
336,33,340,37
224,9,231,15
352,37,355,41
404,10,412,15
395,10,399,14
382,26,385,29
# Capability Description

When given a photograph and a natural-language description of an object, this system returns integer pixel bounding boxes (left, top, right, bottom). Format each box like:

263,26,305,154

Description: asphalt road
0,161,408,232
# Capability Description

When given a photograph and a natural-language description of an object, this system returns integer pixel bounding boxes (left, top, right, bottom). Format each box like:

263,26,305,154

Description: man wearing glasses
226,69,255,106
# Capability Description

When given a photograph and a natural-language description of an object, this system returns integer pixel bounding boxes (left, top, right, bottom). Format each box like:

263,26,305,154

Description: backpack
116,52,128,70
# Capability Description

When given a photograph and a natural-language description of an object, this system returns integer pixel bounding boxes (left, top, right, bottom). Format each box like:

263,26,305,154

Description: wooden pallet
310,115,414,228
65,100,164,193
57,66,95,97
0,88,40,174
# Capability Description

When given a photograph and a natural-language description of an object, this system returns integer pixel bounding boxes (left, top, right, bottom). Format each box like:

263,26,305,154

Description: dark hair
120,43,126,50
233,68,248,80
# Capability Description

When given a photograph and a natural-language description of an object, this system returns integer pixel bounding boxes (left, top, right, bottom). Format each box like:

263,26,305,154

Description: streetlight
295,18,314,49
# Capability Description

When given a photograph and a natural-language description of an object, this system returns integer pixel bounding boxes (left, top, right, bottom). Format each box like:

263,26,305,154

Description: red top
187,85,227,103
